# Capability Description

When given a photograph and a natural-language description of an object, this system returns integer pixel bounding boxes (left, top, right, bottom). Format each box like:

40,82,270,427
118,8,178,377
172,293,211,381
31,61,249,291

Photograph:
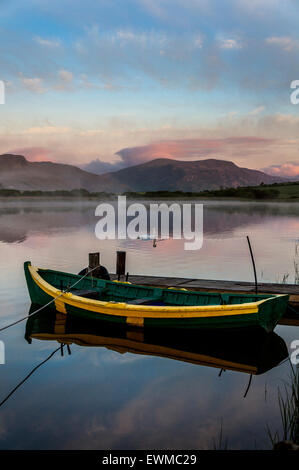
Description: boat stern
257,294,289,332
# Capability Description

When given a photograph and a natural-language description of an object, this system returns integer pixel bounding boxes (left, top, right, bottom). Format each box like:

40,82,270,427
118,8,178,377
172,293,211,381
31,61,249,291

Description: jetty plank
110,274,299,304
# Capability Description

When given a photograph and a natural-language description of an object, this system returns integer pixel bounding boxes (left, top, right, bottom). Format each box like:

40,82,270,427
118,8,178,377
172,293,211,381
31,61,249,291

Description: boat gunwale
28,264,288,319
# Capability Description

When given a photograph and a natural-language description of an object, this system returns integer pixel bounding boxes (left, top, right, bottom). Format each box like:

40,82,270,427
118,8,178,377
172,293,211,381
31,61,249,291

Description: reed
212,417,229,450
266,362,299,446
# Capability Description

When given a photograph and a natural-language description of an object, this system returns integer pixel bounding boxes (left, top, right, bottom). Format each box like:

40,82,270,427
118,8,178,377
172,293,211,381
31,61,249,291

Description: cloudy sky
1,0,299,175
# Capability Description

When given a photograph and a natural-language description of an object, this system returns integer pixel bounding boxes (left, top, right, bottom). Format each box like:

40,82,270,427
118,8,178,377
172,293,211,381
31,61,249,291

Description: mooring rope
0,343,68,408
0,265,101,333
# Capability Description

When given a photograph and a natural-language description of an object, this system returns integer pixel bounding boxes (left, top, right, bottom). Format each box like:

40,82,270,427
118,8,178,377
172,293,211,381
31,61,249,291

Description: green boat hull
24,261,289,332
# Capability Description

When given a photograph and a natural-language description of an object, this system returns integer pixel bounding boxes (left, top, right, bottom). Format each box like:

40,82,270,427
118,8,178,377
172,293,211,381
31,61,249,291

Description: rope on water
0,344,66,408
0,264,101,333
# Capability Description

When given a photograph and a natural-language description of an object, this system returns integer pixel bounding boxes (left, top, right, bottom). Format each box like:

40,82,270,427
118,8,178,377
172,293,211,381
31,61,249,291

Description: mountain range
0,153,284,193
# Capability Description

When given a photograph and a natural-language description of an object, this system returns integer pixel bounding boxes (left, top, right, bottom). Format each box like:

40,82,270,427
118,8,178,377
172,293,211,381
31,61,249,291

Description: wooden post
116,251,126,280
89,252,100,274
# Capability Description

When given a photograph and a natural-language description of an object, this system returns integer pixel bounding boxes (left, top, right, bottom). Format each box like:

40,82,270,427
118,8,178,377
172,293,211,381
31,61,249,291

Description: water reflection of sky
0,200,298,449
0,322,294,450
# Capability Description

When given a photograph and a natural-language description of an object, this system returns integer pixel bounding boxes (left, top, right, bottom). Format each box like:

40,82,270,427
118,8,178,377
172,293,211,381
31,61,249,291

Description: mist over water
0,199,298,449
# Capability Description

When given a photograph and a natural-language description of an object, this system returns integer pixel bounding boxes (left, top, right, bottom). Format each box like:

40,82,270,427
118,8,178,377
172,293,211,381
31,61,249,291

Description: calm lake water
0,199,298,449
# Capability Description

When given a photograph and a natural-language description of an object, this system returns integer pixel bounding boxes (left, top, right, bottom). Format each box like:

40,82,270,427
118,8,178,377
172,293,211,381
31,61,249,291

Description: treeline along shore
1,181,299,200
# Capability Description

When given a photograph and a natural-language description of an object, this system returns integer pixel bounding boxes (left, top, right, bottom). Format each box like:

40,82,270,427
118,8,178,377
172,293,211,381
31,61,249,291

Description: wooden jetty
111,250,299,307
111,273,299,303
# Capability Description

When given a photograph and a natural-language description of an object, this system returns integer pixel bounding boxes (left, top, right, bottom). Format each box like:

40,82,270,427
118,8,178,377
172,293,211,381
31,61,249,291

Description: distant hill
0,154,129,192
98,158,285,192
0,154,284,192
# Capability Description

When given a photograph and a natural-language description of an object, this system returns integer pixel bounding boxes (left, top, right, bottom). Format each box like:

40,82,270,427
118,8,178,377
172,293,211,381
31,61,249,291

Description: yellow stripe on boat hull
28,264,267,319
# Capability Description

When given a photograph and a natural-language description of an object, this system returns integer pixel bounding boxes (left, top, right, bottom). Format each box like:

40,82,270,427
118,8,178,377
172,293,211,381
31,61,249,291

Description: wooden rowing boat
25,308,288,375
24,261,289,332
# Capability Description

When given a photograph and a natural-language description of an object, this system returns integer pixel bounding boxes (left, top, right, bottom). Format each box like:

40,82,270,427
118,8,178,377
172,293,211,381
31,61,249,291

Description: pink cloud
262,162,299,178
116,137,276,167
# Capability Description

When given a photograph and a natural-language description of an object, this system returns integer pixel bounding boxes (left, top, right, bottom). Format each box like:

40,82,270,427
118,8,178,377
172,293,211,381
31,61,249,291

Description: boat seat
70,289,99,299
126,297,161,305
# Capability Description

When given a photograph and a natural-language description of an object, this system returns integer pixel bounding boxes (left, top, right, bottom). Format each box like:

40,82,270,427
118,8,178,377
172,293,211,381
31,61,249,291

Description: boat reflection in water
25,305,289,376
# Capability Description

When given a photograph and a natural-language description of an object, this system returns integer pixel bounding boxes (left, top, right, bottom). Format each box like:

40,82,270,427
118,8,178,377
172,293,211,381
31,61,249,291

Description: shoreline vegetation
0,181,299,200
